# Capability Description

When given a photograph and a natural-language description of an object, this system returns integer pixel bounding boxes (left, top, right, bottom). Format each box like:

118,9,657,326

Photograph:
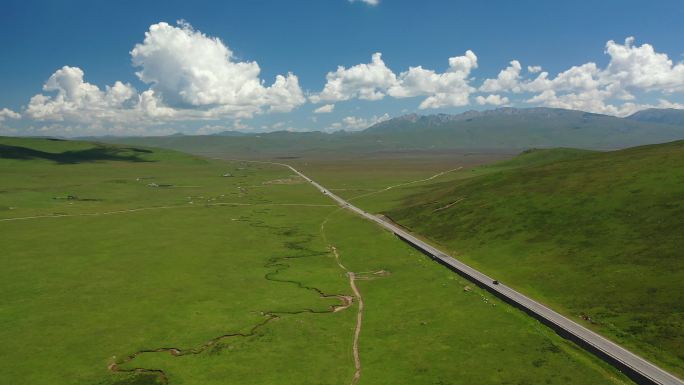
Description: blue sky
1,0,683,136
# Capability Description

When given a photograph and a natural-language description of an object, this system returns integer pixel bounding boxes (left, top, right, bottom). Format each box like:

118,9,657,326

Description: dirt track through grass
330,246,364,385
0,202,335,222
321,210,388,385
347,166,463,201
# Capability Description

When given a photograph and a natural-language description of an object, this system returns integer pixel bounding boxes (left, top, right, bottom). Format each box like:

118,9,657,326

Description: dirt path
320,213,368,385
323,209,388,385
0,205,192,222
432,197,466,212
0,202,334,222
330,245,389,385
348,272,363,385
329,245,364,385
348,166,463,201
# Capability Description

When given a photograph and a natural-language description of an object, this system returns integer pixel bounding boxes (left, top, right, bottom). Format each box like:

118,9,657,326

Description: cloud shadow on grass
0,144,155,164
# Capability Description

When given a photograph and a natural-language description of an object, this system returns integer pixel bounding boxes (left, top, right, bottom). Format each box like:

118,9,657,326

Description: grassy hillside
385,141,684,376
0,137,631,385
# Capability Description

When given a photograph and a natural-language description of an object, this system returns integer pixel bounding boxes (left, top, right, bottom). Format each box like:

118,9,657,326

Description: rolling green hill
384,140,684,376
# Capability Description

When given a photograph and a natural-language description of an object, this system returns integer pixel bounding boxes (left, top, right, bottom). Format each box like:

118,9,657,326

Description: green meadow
0,137,632,384
337,142,684,377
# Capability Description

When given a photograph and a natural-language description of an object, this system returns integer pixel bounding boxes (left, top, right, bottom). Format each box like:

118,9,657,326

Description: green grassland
0,137,632,384
288,151,513,201
373,142,684,377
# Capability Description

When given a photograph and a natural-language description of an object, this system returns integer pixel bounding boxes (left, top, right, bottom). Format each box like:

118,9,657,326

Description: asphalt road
283,163,683,385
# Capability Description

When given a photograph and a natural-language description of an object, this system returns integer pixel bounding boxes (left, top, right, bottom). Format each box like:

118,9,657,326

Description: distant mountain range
367,107,601,131
367,107,684,134
95,107,684,158
626,108,684,126
357,107,684,149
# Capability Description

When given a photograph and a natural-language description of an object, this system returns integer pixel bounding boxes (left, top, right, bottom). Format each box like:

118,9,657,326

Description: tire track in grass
347,166,463,202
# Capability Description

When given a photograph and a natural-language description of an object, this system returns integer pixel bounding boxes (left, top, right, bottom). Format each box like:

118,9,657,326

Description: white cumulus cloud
314,50,479,109
319,39,684,115
22,21,305,129
310,53,397,103
476,94,510,106
328,113,390,131
349,0,379,5
603,37,684,93
26,66,140,122
0,108,21,121
131,21,304,113
480,60,522,93
479,37,684,116
527,65,542,74
390,50,479,109
313,104,335,113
